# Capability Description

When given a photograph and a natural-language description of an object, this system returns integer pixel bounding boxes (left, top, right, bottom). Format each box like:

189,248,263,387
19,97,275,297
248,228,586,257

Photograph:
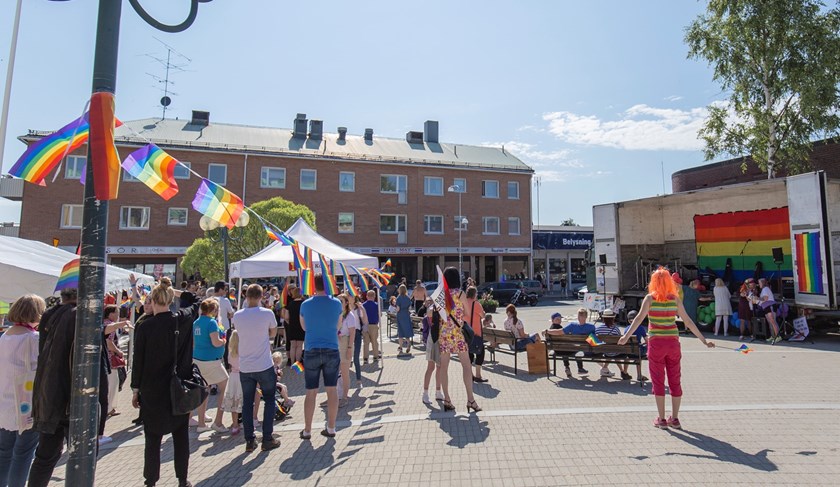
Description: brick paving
47,300,840,486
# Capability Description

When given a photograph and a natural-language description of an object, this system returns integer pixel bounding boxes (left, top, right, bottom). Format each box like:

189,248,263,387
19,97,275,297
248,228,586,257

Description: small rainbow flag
381,258,392,269
279,280,290,308
55,258,80,292
350,265,371,292
291,361,304,373
264,222,294,246
121,143,179,200
736,344,753,354
319,254,340,296
299,269,316,296
794,232,824,294
191,178,244,229
586,333,605,347
291,242,311,270
338,262,360,298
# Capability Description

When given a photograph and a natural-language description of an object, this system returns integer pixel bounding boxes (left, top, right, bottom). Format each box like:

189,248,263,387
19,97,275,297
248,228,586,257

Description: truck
591,171,839,331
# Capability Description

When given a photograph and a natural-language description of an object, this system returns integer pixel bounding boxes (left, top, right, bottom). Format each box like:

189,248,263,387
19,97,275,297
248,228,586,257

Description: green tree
181,197,316,282
561,218,577,226
685,0,840,177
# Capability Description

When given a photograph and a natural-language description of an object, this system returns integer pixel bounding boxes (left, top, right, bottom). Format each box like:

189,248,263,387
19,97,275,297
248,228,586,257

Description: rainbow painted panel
795,232,824,294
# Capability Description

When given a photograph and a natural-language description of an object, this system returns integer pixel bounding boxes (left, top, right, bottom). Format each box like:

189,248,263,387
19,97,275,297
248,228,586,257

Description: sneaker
653,417,668,429
739,335,745,340
772,336,784,344
435,390,445,401
261,437,281,451
283,399,296,409
98,436,113,445
196,426,211,433
230,427,240,435
422,391,432,404
667,416,682,429
564,367,573,379
765,337,774,343
638,375,649,382
245,439,258,452
253,420,260,429
211,423,229,434
577,367,589,375
189,418,199,427
363,359,369,364
600,369,615,378
620,371,632,380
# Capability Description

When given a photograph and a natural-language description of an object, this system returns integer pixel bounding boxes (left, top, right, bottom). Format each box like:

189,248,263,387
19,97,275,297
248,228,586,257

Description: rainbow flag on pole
586,333,604,347
121,144,179,200
794,232,824,294
350,265,371,292
279,279,290,308
55,258,80,292
319,254,340,296
89,92,121,200
264,222,294,246
191,178,244,229
736,344,753,354
338,262,360,298
299,269,316,296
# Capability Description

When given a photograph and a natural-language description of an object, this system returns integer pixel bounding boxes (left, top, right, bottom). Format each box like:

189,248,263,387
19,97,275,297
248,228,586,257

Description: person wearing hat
625,310,649,362
737,279,756,340
594,310,627,379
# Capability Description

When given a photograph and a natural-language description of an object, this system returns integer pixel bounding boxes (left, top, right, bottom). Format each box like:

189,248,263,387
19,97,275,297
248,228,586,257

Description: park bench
542,333,645,387
482,327,526,374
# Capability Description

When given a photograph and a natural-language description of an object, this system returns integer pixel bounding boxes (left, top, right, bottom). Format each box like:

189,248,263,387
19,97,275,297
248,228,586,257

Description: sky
0,0,723,226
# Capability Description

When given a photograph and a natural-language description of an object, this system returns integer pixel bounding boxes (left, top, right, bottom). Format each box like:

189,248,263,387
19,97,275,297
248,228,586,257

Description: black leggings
144,420,190,486
98,370,108,436
27,423,68,487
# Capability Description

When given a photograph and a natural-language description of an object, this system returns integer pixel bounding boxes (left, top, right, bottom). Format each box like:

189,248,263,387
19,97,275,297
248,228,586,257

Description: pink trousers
648,337,682,397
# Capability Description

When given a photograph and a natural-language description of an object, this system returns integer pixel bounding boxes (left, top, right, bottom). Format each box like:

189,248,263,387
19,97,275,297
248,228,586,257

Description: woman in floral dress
437,267,481,413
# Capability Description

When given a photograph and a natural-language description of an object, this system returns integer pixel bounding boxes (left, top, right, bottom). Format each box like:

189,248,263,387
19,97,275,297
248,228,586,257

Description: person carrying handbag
464,287,488,383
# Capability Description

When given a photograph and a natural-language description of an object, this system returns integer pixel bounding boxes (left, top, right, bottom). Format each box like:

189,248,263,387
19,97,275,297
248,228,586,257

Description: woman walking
420,299,443,404
281,287,305,364
464,287,487,383
713,278,733,337
192,299,229,434
438,267,481,413
619,268,714,429
131,277,200,487
337,294,357,407
395,285,413,355
0,295,45,487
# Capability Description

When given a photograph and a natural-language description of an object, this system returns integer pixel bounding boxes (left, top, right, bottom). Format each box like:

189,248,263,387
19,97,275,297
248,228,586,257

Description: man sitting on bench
546,308,594,378
595,310,628,379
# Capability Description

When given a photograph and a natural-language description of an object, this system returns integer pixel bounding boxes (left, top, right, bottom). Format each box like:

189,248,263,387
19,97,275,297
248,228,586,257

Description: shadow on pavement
435,414,490,449
195,450,268,487
666,429,778,471
550,376,649,396
279,439,335,480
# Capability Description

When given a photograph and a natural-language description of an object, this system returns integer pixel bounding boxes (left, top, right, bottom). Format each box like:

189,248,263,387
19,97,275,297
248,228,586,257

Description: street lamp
199,211,250,283
448,184,468,277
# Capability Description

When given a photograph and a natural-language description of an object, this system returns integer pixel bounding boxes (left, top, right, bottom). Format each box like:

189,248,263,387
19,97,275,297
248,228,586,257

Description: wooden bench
386,313,423,342
482,327,526,374
542,333,645,387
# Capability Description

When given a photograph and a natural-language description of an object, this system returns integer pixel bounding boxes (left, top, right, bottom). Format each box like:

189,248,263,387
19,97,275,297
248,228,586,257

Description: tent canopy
0,236,154,303
229,218,378,279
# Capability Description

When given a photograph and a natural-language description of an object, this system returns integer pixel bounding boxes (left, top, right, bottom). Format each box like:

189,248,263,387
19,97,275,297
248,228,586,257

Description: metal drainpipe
242,153,248,204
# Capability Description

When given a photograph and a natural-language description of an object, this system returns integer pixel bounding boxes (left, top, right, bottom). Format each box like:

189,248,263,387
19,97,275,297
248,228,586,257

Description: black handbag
169,326,209,416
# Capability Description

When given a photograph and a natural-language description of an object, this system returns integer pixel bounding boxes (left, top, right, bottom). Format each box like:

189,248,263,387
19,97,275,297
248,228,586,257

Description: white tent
0,235,154,303
229,218,378,279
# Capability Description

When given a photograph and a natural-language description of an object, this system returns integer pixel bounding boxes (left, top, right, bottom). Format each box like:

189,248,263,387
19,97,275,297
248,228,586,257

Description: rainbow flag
586,333,604,347
736,344,753,354
55,258,80,292
264,222,294,246
291,361,304,373
338,262,360,298
121,143,179,200
794,232,824,294
299,269,316,296
279,280,290,308
319,254,340,296
191,178,244,229
89,92,121,200
350,265,371,292
694,208,792,283
9,112,123,186
381,258,392,269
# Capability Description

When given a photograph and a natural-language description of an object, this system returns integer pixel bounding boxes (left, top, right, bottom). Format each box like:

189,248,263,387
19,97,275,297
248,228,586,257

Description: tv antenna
144,37,192,119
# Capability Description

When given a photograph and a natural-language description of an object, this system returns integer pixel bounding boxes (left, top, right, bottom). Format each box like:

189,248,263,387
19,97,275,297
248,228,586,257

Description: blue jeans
303,348,340,390
353,330,363,380
0,428,39,487
240,366,276,443
515,334,539,352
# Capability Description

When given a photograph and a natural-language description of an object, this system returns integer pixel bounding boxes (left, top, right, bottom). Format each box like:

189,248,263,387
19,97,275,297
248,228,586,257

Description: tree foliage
180,197,316,282
561,217,577,226
685,0,840,176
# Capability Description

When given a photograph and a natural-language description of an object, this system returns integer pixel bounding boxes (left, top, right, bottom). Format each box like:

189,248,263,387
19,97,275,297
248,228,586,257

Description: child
272,352,295,409
387,296,398,314
221,329,243,435
483,314,498,349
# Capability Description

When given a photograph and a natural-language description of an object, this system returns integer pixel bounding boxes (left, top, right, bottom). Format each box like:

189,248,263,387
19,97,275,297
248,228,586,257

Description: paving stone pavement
47,300,840,485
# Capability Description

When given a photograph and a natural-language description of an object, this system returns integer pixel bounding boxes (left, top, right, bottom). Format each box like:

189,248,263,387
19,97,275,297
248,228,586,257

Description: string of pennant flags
9,102,393,296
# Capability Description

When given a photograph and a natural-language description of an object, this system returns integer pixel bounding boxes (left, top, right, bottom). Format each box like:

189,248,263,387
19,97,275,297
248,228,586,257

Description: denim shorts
303,348,341,390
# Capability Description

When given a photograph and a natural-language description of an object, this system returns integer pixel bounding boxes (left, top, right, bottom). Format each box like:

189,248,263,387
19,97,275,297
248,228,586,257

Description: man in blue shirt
559,308,596,377
300,276,342,439
361,290,381,363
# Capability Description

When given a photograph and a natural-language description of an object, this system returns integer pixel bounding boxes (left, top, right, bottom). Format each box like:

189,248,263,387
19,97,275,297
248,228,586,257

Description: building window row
331,212,519,236
60,204,189,230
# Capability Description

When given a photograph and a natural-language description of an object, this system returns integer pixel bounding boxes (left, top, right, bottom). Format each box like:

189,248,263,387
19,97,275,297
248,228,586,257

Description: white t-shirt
232,306,277,373
760,286,775,309
215,295,234,330
340,311,358,337
0,331,38,432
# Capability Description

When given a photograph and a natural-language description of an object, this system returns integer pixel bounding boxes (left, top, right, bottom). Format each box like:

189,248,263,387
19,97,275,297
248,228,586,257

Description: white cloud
481,141,584,182
664,95,684,102
542,104,708,151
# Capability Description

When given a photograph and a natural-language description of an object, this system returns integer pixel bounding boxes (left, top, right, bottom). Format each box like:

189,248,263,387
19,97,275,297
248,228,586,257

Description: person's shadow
279,438,336,480
665,429,777,471
195,451,268,487
435,414,490,449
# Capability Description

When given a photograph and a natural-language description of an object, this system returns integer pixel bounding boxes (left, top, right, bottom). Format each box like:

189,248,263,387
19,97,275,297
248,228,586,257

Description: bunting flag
89,92,121,200
279,279,290,308
381,258,392,269
794,232,824,294
338,262,360,298
319,254,340,296
191,178,244,229
350,265,371,292
55,258,80,292
264,222,294,246
120,143,179,200
8,112,123,186
586,333,605,347
299,269,316,296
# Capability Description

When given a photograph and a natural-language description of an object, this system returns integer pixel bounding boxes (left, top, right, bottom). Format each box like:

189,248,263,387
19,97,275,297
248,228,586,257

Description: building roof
22,118,533,173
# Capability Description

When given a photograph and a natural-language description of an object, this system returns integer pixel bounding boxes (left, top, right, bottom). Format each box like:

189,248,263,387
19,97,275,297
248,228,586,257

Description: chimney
405,131,423,144
337,127,347,142
190,110,210,127
308,119,323,139
364,128,373,142
293,113,307,138
423,120,439,143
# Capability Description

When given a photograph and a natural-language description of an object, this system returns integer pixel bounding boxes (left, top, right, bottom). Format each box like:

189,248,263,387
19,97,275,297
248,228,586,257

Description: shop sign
107,246,188,255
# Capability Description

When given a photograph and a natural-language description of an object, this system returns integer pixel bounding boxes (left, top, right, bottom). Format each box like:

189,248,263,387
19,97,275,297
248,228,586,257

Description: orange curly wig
648,267,678,302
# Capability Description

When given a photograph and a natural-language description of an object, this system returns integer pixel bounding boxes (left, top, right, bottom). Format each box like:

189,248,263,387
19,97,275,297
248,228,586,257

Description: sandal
320,429,336,438
299,430,311,440
442,400,455,412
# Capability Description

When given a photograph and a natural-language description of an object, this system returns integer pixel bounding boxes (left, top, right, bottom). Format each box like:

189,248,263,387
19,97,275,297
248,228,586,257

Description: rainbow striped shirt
648,299,679,337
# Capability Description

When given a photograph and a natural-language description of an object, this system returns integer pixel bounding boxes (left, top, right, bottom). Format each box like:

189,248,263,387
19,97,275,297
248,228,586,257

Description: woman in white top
713,278,733,337
0,294,46,487
337,294,358,408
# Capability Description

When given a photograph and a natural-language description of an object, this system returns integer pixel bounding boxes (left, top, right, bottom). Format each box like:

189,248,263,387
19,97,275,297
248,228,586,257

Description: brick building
672,138,840,192
15,112,533,283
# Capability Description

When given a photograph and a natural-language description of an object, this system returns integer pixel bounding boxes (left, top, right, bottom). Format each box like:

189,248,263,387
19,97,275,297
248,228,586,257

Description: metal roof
23,118,532,173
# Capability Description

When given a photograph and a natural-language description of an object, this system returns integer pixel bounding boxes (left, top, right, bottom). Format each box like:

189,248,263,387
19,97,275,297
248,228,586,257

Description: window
260,167,286,188
120,206,150,230
379,214,407,234
167,208,188,226
380,174,407,194
173,161,191,180
453,215,468,231
208,163,227,185
300,169,317,190
452,178,467,193
482,180,500,198
123,169,139,182
508,217,521,235
483,216,500,235
338,212,354,233
339,172,355,192
424,177,443,196
65,156,85,179
424,215,444,234
508,181,520,199
60,204,83,229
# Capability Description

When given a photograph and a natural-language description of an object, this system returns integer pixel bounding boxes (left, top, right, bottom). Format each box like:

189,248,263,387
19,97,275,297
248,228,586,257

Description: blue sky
0,0,722,225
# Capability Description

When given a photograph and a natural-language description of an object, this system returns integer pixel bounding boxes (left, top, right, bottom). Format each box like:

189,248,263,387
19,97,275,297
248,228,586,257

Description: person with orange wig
619,267,714,429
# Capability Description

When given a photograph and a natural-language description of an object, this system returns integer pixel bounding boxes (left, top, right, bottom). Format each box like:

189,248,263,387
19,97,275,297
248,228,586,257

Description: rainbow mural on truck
694,207,793,283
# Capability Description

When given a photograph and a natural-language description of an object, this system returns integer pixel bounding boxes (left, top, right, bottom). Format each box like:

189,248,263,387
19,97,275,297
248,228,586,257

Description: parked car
513,279,544,296
422,281,439,294
477,281,524,305
576,285,588,300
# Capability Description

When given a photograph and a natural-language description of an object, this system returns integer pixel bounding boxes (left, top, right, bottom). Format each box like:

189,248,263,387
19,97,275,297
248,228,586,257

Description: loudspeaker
772,247,784,265
599,254,607,265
